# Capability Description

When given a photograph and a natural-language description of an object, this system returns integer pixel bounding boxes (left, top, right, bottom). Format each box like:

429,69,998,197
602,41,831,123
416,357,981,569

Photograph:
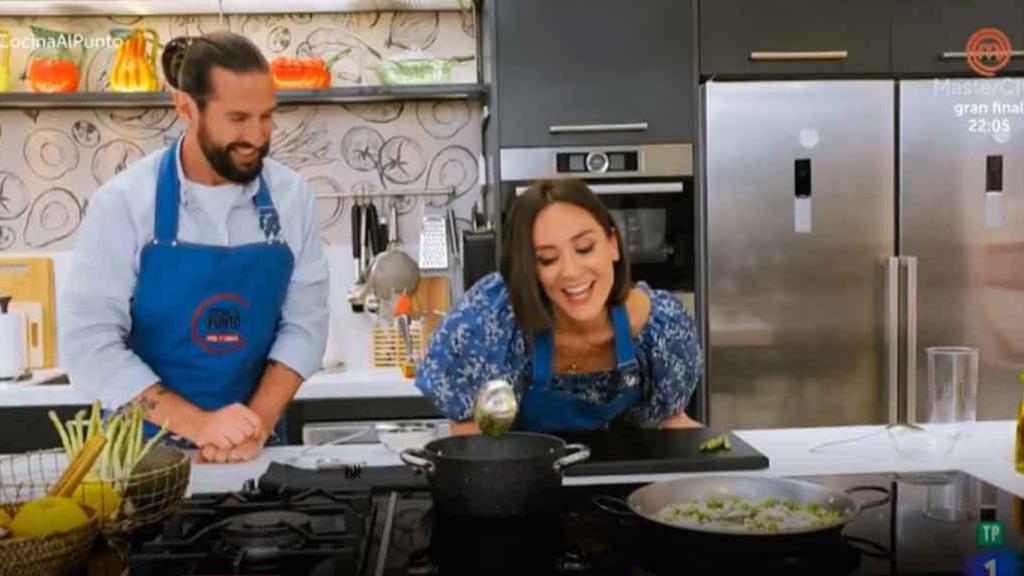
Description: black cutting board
550,428,769,477
258,463,427,494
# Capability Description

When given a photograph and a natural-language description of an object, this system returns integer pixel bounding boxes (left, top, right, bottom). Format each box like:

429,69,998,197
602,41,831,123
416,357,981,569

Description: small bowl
888,424,958,461
377,422,440,453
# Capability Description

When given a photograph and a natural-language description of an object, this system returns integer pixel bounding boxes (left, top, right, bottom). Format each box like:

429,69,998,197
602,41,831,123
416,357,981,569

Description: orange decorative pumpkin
270,57,332,90
27,57,80,93
109,28,159,93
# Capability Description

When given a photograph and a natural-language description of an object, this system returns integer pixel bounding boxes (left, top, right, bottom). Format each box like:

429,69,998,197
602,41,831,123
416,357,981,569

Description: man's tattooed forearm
136,395,158,413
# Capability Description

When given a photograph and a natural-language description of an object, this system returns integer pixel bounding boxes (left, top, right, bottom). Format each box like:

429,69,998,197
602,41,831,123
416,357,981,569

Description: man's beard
197,121,270,184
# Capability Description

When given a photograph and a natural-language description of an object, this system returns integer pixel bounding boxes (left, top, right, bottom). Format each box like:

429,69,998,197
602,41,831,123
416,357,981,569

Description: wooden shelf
0,0,468,17
0,83,487,108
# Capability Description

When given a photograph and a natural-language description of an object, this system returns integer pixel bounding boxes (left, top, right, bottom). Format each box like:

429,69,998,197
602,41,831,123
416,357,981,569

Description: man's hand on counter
199,429,268,463
191,403,266,450
133,383,268,464
194,361,303,464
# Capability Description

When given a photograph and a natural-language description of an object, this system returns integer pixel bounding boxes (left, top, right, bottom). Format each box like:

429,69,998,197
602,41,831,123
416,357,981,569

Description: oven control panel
556,150,639,174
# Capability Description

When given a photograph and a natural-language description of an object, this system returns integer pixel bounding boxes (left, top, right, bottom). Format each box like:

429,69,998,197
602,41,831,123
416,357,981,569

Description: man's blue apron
127,141,293,442
516,305,642,432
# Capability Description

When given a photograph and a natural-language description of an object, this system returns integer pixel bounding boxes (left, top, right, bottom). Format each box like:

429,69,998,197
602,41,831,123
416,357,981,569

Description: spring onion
699,433,733,453
48,401,169,489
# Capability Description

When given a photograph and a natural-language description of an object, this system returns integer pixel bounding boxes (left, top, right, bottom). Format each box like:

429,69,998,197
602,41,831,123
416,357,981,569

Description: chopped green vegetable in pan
655,496,845,533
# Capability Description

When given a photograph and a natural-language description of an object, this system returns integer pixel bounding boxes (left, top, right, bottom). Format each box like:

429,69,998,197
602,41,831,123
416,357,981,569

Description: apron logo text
191,293,249,355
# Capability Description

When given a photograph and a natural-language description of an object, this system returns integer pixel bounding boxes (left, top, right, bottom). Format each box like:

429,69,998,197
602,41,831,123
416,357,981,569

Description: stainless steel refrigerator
901,79,1024,423
704,78,1024,428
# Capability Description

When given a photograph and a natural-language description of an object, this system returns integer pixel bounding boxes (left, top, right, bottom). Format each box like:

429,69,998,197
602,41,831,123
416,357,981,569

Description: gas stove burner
217,510,313,562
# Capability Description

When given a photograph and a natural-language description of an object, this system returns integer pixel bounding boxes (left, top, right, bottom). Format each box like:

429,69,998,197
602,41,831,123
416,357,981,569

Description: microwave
499,144,696,293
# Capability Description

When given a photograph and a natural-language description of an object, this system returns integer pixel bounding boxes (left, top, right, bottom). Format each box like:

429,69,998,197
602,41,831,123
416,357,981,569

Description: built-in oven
499,144,696,301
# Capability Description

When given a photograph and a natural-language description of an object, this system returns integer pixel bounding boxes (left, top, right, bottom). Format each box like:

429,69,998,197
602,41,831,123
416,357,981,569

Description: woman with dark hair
416,179,702,433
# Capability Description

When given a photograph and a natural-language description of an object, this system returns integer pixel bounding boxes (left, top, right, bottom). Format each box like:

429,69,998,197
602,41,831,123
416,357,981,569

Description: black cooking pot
399,432,590,519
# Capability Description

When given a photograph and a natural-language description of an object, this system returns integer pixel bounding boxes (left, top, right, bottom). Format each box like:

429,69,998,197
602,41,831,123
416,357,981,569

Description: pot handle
553,443,590,473
845,485,891,510
591,494,635,518
399,447,436,475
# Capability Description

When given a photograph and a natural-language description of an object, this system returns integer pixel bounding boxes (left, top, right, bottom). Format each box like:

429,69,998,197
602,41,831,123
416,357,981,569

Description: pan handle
553,443,590,473
399,448,436,475
845,485,891,510
591,494,635,518
844,535,891,559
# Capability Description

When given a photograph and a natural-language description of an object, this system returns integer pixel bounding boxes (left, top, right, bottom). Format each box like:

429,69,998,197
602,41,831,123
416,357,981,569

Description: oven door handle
589,182,684,195
515,182,683,196
549,122,649,134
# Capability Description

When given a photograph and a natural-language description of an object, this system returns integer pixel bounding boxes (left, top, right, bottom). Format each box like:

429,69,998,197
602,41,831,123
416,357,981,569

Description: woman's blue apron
127,141,293,443
516,305,642,432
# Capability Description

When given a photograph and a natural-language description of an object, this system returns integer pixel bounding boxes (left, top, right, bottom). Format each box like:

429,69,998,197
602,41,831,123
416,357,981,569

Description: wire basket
0,445,190,535
0,503,99,576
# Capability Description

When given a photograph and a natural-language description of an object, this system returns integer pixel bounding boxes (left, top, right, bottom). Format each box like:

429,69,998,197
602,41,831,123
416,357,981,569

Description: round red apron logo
966,28,1013,77
191,293,248,355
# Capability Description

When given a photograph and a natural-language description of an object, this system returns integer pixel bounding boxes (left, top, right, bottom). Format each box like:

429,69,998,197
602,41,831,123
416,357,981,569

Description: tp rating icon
978,521,1004,548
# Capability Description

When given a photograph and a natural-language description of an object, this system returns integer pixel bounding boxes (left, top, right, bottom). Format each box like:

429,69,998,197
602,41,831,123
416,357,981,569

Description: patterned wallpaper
0,100,481,251
0,10,481,252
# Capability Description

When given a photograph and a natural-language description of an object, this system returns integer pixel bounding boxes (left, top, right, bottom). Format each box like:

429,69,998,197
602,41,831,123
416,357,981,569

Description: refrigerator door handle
901,256,919,424
886,257,900,424
940,50,1024,60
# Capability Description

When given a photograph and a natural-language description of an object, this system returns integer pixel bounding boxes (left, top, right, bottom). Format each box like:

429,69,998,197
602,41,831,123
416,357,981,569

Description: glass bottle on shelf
0,28,11,92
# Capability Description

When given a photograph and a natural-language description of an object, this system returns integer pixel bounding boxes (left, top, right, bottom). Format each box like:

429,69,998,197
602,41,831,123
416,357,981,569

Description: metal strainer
369,202,420,300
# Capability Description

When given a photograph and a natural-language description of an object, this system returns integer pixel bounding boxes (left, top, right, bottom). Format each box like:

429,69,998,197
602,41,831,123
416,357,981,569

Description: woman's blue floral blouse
415,272,703,426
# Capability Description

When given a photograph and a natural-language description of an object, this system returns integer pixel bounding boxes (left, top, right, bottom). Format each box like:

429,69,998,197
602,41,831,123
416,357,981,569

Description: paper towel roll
0,312,25,380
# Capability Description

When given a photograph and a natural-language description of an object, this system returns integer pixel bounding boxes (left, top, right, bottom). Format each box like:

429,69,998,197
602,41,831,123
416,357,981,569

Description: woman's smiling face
532,201,620,325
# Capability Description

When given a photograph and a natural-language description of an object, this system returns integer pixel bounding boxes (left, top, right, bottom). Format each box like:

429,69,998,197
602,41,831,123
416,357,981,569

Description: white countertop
185,420,1024,498
0,368,420,407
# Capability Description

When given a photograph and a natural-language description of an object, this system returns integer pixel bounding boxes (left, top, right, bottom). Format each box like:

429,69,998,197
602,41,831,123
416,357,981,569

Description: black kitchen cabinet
495,0,696,147
893,0,1024,77
700,0,891,78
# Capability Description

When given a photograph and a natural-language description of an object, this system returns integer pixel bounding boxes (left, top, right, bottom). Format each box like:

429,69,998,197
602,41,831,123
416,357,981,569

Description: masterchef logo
191,293,247,355
966,28,1013,77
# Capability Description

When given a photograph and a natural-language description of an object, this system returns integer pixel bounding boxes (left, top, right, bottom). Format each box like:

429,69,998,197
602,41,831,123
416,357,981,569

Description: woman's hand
661,411,703,429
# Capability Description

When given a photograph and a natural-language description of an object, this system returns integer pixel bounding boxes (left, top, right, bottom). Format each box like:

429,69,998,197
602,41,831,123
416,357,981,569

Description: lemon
72,482,122,520
10,497,89,539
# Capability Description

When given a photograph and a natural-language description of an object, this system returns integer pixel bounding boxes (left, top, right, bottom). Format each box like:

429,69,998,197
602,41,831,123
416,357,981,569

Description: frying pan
594,476,889,551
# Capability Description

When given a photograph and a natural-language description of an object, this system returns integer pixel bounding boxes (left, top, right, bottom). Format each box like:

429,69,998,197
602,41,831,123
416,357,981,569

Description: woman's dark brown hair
161,31,269,110
500,179,631,333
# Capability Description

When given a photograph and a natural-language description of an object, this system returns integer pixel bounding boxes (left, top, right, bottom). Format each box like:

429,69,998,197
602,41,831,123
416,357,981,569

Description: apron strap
154,140,182,244
531,329,554,392
253,179,282,243
610,304,639,372
154,138,281,244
